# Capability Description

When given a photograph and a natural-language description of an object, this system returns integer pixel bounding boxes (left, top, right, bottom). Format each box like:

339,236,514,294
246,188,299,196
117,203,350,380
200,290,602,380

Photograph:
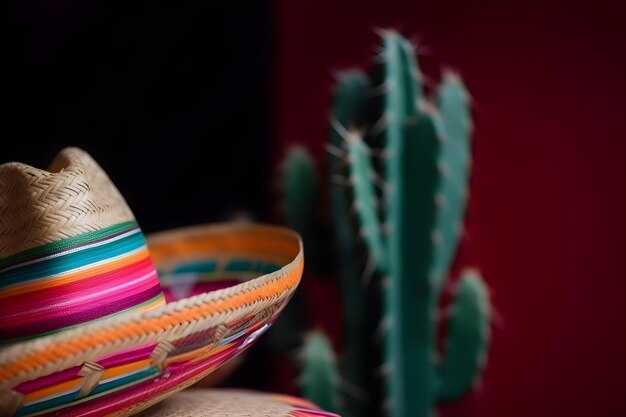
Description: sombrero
0,148,304,416
136,389,340,417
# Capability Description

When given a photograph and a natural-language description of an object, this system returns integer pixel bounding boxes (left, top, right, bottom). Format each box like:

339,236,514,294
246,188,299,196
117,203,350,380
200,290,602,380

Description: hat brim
0,224,303,417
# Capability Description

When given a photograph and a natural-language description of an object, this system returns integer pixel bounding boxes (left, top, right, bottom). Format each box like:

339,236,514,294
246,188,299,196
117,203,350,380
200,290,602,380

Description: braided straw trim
0,147,134,258
0,225,303,390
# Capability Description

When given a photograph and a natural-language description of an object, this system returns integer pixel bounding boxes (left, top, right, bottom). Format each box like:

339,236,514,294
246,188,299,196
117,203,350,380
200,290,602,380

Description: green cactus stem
328,30,492,417
430,71,472,289
329,71,385,417
300,331,342,413
282,147,317,240
438,269,491,402
265,147,318,355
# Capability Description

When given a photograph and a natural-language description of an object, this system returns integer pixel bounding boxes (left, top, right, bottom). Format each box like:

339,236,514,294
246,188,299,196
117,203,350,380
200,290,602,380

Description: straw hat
0,148,304,416
136,389,340,417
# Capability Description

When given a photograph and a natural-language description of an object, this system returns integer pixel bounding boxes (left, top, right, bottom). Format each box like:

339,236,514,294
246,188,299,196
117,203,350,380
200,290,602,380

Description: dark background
2,0,273,232
3,1,626,416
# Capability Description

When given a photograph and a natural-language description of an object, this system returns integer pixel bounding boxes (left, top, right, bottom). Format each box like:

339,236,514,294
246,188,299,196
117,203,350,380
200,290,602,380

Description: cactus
282,147,317,243
269,147,342,414
329,72,384,417
265,147,318,356
299,331,342,413
328,30,491,417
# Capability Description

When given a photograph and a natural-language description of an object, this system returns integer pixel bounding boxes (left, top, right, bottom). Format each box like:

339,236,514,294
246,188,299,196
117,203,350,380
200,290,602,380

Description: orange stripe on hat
0,259,302,385
0,248,151,300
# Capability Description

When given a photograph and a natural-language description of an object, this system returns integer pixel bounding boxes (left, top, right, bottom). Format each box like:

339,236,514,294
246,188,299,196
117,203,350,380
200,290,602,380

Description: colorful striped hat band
0,148,304,417
0,222,164,343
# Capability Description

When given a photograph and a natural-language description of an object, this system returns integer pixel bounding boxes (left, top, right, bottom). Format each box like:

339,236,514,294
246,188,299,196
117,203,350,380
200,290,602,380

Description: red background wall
274,2,626,416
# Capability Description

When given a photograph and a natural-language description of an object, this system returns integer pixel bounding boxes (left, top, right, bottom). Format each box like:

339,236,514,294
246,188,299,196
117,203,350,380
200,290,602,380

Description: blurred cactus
299,331,342,412
327,30,491,417
272,30,492,417
266,147,317,355
282,147,317,243
270,147,342,414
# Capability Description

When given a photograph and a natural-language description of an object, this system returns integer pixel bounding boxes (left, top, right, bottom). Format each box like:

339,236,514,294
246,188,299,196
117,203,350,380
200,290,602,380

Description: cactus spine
329,30,491,417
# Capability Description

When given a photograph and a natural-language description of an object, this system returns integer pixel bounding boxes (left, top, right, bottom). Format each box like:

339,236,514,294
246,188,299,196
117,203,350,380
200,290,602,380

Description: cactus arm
430,72,473,290
437,270,491,402
283,147,317,239
345,133,387,272
330,72,370,268
300,331,342,413
330,71,370,130
328,71,372,327
329,72,379,416
266,148,317,354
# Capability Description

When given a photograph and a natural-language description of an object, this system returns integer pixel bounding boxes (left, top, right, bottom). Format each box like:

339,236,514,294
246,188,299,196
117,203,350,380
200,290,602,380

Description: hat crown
0,147,134,258
0,148,164,343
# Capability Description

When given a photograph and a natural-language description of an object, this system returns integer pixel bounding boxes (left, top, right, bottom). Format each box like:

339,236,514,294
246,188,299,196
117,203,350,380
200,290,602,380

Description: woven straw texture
136,389,338,417
0,223,303,417
0,147,133,258
0,224,302,382
0,147,305,417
